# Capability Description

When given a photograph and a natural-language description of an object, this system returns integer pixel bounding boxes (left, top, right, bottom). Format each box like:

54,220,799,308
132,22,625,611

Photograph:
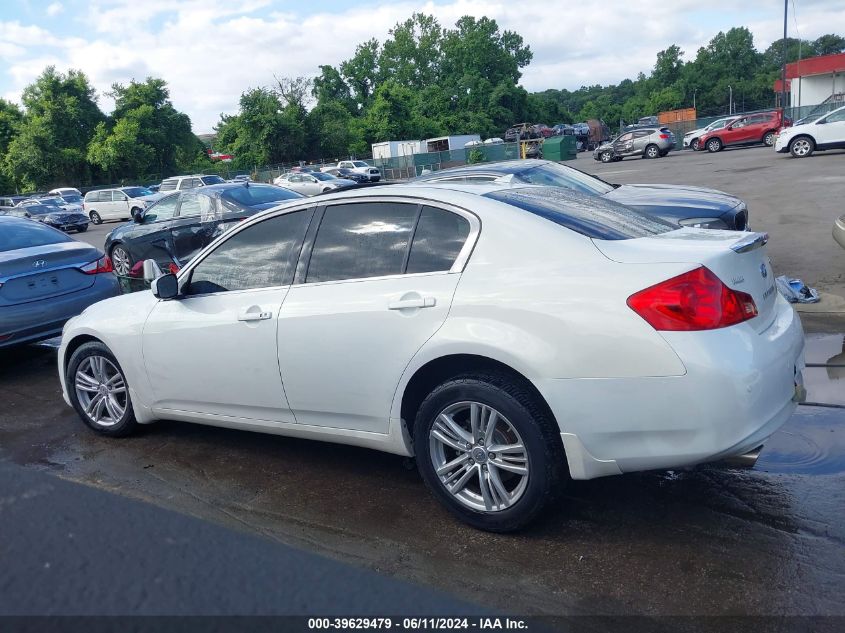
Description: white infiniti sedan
58,184,805,531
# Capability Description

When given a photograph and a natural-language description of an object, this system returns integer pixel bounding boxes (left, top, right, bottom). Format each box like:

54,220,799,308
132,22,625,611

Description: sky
0,0,841,133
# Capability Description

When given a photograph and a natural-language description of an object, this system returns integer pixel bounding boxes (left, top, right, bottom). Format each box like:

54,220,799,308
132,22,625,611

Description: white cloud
0,0,840,132
46,2,64,17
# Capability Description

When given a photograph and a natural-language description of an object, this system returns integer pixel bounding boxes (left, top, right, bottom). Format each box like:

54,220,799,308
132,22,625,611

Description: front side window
111,191,127,202
177,193,203,218
824,109,845,123
187,210,311,295
143,195,179,223
406,206,470,274
306,202,418,283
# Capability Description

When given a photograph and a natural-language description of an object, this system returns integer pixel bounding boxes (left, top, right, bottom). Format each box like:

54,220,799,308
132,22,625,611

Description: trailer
371,140,421,160
423,135,482,153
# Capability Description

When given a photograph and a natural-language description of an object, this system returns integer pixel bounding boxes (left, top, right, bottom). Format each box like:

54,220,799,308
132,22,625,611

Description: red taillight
659,134,669,139
80,255,113,275
168,263,180,275
627,266,758,331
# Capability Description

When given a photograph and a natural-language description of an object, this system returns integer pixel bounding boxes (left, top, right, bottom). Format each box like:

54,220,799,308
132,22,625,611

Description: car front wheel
110,245,132,276
414,372,565,532
706,138,723,152
789,136,815,158
67,341,138,437
600,151,612,163
691,138,700,151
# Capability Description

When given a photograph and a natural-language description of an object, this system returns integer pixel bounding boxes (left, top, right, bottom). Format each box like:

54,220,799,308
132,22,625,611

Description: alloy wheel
792,139,811,157
429,401,529,512
111,246,130,276
74,356,127,427
764,132,775,146
600,152,612,163
691,139,700,151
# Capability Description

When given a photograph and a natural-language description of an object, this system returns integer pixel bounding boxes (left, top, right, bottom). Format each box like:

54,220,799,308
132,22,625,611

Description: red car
698,110,790,153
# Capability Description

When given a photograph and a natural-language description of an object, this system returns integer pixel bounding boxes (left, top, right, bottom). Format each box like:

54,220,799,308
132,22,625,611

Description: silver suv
159,174,226,192
593,127,674,162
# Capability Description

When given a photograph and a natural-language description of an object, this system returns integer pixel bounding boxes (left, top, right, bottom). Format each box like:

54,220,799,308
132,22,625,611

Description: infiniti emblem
760,263,768,279
32,260,46,268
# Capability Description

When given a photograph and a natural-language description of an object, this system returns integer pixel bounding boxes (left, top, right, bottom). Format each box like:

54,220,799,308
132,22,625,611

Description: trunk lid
594,229,778,333
0,242,101,306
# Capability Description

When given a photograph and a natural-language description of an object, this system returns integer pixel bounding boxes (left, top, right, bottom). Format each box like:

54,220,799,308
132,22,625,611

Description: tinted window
200,175,225,185
306,202,417,283
516,163,614,195
144,195,179,222
159,179,178,192
188,211,310,294
633,130,650,138
483,187,674,240
826,109,845,123
406,206,470,274
0,220,70,251
123,187,153,198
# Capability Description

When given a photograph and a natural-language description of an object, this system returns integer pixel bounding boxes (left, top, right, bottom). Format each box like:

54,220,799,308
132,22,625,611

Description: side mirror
132,208,143,223
151,273,179,300
142,259,164,282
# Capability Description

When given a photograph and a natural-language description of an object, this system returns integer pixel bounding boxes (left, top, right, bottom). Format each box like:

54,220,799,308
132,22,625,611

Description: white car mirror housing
142,259,164,282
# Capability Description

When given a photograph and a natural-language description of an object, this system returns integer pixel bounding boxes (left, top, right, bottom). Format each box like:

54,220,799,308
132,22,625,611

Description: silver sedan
273,172,356,196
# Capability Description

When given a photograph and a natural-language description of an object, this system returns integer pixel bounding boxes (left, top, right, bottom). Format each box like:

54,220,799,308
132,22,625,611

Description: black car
412,159,748,230
104,183,304,276
321,167,369,183
13,198,89,233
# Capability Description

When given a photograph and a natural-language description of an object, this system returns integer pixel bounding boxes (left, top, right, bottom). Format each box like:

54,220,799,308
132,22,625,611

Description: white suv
83,186,160,224
775,105,845,158
159,174,226,192
331,161,381,182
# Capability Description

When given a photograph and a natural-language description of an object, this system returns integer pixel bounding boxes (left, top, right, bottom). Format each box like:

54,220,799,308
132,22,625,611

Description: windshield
705,119,730,131
201,175,225,185
60,194,83,203
220,184,302,207
352,161,368,168
484,187,673,240
515,163,615,196
25,198,62,208
123,187,154,198
312,172,336,181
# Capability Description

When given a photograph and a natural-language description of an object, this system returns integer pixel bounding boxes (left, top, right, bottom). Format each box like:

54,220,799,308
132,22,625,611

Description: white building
775,52,845,108
371,140,421,160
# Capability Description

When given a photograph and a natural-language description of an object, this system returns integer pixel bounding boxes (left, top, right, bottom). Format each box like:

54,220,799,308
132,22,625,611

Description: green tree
813,34,845,56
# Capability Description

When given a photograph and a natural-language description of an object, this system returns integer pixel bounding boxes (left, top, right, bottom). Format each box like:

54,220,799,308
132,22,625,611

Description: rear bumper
540,297,805,479
0,275,120,348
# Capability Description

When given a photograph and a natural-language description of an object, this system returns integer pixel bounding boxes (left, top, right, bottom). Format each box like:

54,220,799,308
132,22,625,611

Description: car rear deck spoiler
730,232,769,253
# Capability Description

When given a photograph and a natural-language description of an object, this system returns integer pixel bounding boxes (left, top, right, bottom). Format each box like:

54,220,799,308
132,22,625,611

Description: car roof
413,159,554,179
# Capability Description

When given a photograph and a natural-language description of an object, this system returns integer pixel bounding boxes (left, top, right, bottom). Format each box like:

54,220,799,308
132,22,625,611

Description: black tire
414,372,566,532
659,149,669,157
66,341,138,437
643,144,659,159
600,151,612,163
762,130,776,147
706,137,723,153
89,211,102,225
612,156,623,162
110,244,133,277
77,225,88,233
789,135,815,158
691,138,700,151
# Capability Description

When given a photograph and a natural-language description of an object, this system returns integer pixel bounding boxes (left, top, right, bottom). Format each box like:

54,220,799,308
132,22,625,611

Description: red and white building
774,52,845,108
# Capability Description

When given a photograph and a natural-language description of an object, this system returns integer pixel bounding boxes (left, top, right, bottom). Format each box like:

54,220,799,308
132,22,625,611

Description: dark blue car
0,216,119,348
104,182,304,276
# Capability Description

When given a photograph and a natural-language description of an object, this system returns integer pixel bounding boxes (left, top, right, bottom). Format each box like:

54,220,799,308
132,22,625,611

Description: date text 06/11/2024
307,618,529,630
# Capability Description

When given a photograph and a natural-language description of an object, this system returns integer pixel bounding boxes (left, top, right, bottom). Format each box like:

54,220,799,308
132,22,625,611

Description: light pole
781,0,789,110
728,85,733,115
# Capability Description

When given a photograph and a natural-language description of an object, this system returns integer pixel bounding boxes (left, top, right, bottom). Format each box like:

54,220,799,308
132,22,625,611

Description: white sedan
58,184,805,531
775,104,845,157
273,171,356,196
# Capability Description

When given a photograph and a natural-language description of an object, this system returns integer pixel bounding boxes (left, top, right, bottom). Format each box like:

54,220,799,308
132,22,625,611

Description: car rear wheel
110,245,132,276
414,372,566,532
789,136,815,158
763,131,776,147
644,144,660,159
67,342,138,437
706,138,723,153
691,138,700,151
600,151,612,163
89,211,102,225
77,225,88,233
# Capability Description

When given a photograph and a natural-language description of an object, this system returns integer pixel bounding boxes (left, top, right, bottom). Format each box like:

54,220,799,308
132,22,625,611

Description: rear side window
483,187,674,240
306,202,417,282
406,206,470,274
159,179,177,192
187,210,311,295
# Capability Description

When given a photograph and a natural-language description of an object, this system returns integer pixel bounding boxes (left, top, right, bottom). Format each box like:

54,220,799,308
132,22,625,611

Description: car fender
59,291,160,423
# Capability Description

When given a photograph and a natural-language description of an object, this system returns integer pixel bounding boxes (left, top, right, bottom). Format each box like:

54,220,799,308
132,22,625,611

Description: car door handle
388,297,436,310
238,308,273,321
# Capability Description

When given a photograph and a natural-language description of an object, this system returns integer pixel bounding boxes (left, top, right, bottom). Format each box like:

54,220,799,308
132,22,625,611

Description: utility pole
728,85,733,114
781,0,788,110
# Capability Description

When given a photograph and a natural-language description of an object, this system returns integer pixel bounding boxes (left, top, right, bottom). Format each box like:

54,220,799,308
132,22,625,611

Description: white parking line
597,169,639,175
